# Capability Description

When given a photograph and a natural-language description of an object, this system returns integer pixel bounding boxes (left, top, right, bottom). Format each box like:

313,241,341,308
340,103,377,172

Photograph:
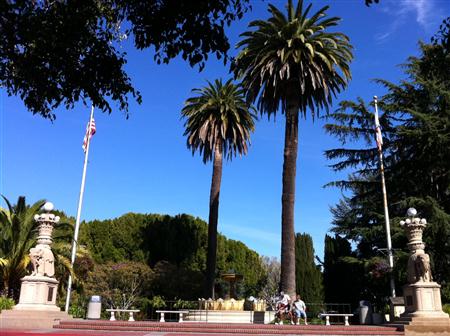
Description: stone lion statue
414,253,432,282
30,247,55,277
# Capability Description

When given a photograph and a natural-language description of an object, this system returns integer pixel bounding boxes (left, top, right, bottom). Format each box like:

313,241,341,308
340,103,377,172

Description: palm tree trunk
4,282,10,298
280,105,299,298
205,142,223,299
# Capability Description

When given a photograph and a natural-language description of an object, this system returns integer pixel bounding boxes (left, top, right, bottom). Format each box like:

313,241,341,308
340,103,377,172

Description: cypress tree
295,233,323,305
323,234,365,308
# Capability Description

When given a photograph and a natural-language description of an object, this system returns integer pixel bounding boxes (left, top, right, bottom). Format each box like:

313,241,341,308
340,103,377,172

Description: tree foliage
0,196,75,301
259,256,281,306
324,20,450,302
322,234,409,310
234,0,352,119
365,0,380,6
182,79,256,163
84,261,153,310
79,212,266,299
295,233,323,304
0,0,250,119
0,196,45,299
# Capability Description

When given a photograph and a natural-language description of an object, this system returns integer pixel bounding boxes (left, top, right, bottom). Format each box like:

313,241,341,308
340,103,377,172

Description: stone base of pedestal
398,282,450,335
0,309,72,329
402,282,446,317
16,275,59,310
401,317,450,336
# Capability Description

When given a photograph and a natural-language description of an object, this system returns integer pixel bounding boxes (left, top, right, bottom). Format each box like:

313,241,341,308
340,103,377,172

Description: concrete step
393,316,450,326
54,320,404,335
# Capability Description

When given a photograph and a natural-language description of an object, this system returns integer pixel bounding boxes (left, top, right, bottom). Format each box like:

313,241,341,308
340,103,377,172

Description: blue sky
1,0,448,260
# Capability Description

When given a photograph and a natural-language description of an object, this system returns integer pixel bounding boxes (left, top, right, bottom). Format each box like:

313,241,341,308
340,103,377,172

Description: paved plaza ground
1,331,404,336
1,330,258,336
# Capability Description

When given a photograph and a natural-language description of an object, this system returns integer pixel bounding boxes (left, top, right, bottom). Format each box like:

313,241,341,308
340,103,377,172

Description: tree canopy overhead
0,0,250,119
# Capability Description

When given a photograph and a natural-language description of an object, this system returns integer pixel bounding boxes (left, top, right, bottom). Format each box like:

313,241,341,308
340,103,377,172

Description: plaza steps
54,320,405,335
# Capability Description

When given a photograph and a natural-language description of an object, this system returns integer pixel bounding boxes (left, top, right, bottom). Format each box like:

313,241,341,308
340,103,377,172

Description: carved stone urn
400,208,449,323
15,202,60,311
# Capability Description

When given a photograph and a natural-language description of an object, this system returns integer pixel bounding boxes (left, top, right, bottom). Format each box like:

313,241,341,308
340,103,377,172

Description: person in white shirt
275,291,291,324
278,291,291,306
292,294,308,325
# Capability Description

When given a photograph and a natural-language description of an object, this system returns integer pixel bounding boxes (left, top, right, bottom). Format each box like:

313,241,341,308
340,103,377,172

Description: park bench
319,313,353,326
156,310,190,322
106,308,140,322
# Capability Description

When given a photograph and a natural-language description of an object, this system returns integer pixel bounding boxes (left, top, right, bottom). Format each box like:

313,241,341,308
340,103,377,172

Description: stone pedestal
402,282,446,318
0,202,73,329
397,209,450,335
15,275,60,311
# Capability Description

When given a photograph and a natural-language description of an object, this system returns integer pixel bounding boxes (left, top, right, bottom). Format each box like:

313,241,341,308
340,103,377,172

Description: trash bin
359,300,372,325
87,295,102,319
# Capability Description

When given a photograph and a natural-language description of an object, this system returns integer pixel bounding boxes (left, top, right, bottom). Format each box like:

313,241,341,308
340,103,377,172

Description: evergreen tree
324,20,450,302
79,212,266,299
322,235,365,308
295,233,323,304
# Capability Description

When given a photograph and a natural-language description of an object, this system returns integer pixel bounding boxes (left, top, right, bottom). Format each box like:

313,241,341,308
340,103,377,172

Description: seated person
292,294,308,325
275,291,291,324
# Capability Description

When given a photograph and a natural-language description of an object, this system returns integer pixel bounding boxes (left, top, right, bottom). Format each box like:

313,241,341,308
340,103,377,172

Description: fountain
221,270,243,299
189,272,270,323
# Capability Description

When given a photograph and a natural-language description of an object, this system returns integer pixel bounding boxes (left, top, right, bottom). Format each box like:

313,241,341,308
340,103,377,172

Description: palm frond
182,78,256,163
235,0,353,119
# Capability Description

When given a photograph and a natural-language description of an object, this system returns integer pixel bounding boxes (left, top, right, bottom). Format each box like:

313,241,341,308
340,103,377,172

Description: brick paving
48,320,405,335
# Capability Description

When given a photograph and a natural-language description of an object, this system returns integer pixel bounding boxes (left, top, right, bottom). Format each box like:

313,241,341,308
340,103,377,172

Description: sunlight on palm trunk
281,106,299,294
206,143,223,298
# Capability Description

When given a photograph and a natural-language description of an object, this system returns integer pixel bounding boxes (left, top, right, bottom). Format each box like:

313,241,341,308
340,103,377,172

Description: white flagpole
65,105,95,312
374,96,396,299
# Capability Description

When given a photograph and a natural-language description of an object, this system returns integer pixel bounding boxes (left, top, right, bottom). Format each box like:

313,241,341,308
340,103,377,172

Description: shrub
443,304,450,315
68,296,89,319
0,296,15,311
173,298,197,309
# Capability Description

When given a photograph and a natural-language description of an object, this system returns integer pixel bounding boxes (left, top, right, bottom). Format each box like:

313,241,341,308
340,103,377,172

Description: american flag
82,118,96,153
374,107,383,151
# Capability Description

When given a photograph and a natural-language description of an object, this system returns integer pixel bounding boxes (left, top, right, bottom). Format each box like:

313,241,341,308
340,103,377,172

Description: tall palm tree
234,0,353,296
182,79,256,298
0,196,45,299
